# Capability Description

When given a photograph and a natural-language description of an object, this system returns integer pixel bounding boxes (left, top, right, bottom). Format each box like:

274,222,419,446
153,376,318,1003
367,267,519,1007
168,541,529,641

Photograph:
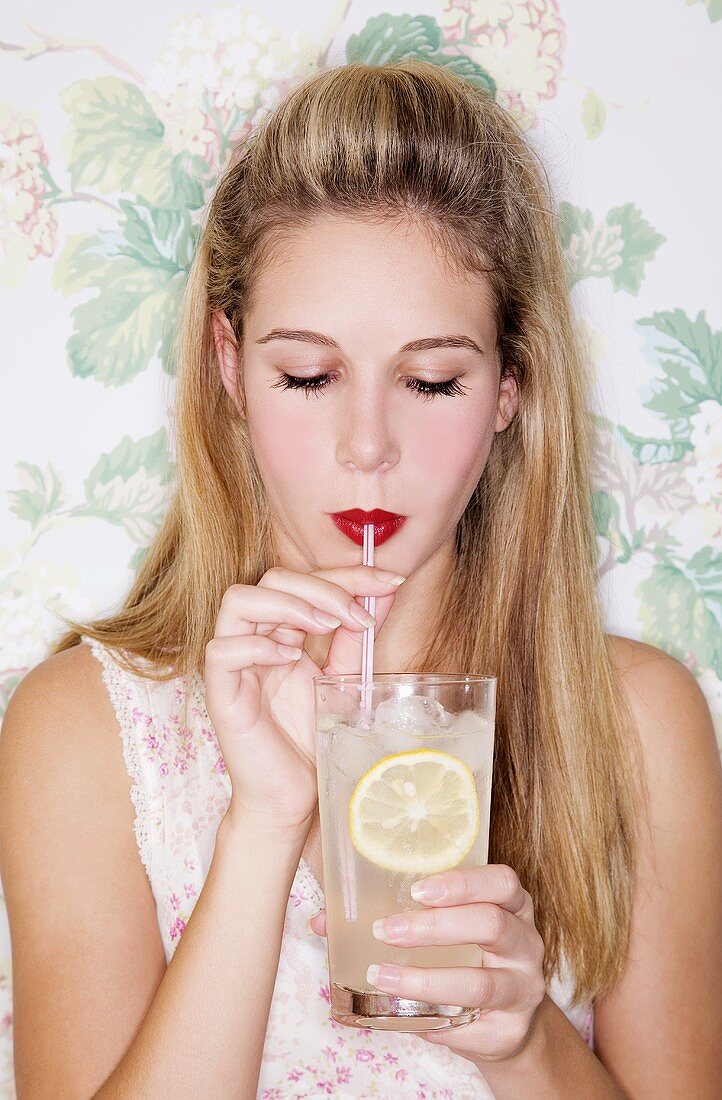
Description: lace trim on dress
297,856,326,912
82,635,153,882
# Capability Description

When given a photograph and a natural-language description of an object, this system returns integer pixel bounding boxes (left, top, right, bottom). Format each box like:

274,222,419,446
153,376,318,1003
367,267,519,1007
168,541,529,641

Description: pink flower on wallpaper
439,0,565,129
287,1067,304,1082
146,8,314,176
336,1065,351,1084
0,103,58,285
440,0,477,40
319,984,331,1004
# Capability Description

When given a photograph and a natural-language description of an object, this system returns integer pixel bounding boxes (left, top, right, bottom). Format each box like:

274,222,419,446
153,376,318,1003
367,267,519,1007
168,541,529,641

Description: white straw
341,523,376,923
361,523,376,711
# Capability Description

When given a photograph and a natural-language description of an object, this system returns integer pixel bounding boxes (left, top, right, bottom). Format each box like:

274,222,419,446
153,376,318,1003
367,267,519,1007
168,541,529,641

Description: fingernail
277,644,303,660
373,916,408,940
349,602,376,628
374,570,407,585
367,963,401,989
312,609,342,628
410,879,446,903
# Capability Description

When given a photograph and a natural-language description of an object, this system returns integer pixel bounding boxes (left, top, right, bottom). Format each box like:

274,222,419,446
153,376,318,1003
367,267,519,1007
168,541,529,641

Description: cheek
245,399,325,501
404,405,492,501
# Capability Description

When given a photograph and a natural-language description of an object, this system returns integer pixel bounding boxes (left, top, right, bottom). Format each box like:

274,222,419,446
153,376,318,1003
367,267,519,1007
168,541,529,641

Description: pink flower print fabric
83,636,594,1098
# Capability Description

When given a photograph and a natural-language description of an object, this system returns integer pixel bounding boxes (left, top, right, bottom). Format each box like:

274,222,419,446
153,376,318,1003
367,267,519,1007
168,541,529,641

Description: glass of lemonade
314,674,496,1032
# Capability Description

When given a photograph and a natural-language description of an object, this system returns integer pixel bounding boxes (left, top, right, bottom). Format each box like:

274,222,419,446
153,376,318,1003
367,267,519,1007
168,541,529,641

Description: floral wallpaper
1,1,720,1093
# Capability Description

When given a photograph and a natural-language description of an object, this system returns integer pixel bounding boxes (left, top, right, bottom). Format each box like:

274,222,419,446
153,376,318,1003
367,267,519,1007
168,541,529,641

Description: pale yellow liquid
317,715,494,1026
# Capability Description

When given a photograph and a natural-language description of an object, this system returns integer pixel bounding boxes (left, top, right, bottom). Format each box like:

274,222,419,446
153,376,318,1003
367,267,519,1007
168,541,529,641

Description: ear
211,311,245,417
494,373,520,433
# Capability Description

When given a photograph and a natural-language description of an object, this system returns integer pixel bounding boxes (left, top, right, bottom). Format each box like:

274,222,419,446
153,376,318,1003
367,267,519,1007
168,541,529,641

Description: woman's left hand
309,864,547,1066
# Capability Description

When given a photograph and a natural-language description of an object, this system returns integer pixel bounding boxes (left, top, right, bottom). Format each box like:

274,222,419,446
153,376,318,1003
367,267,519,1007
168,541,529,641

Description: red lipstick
330,508,407,547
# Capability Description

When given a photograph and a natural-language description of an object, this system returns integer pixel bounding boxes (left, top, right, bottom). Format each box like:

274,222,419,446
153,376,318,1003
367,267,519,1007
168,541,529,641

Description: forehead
247,213,498,340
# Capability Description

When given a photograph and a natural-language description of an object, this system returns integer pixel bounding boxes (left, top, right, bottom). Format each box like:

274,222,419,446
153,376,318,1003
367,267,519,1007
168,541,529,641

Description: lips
330,508,407,547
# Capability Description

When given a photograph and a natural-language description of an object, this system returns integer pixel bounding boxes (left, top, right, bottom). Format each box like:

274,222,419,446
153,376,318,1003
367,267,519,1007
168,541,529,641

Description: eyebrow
255,328,485,357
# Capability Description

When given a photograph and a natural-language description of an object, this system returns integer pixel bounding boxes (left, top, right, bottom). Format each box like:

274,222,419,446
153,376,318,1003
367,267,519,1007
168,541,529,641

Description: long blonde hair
55,60,646,1007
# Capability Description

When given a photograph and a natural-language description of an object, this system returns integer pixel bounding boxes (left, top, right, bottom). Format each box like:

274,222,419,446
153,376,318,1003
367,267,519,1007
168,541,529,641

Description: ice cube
374,694,446,734
446,709,493,736
328,723,376,779
317,714,341,733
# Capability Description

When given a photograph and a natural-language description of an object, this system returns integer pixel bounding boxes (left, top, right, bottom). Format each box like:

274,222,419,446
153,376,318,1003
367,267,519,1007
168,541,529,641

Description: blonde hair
55,60,646,1006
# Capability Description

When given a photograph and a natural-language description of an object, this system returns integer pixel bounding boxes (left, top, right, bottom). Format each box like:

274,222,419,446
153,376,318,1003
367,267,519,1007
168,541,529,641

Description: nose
335,378,401,475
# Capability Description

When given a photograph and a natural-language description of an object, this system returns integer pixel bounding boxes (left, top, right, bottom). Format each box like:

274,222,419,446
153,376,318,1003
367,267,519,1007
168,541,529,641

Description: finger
410,865,533,919
371,902,523,956
204,634,302,719
256,623,307,649
307,910,327,936
214,583,365,640
322,590,397,676
366,962,521,1011
260,565,405,625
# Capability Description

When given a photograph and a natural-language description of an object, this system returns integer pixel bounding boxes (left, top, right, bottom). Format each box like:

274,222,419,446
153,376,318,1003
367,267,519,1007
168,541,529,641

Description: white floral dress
83,636,594,1099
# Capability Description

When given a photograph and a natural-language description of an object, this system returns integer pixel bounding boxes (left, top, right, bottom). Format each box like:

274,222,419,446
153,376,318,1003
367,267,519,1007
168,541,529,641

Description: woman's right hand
203,565,404,841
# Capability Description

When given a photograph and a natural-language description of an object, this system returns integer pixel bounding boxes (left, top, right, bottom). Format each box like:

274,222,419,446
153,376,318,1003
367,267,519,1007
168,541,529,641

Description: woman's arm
0,646,307,1099
478,639,722,1098
95,811,303,1099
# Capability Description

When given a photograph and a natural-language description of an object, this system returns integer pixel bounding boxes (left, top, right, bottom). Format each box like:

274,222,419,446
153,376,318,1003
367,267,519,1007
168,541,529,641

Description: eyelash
271,372,469,401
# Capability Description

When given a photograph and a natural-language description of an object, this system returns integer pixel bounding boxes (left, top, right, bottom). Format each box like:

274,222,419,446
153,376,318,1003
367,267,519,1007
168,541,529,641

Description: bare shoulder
594,634,722,1097
604,631,718,752
2,641,114,739
0,643,123,835
605,630,683,677
0,643,166,1098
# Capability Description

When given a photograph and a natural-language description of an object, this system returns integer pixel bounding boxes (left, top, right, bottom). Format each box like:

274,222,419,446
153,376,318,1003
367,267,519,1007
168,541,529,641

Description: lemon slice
349,749,480,875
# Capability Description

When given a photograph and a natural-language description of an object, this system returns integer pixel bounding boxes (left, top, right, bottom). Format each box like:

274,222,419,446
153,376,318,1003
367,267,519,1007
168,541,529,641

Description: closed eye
270,372,470,400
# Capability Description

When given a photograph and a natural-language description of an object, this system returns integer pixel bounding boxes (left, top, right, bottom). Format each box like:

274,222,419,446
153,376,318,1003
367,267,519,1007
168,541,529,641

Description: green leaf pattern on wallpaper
8,429,171,553
1,0,721,732
593,306,722,673
559,202,666,294
690,0,722,24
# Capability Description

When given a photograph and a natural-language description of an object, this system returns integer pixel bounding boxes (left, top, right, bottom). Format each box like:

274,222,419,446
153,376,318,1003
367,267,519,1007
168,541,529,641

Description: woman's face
214,214,518,578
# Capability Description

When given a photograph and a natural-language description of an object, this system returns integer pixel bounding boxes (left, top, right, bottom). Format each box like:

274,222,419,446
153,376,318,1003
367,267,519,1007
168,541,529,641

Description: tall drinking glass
314,674,496,1032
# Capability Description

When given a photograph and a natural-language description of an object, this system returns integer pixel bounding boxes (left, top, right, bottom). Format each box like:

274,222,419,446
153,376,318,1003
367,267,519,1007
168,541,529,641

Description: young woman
1,60,720,1099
